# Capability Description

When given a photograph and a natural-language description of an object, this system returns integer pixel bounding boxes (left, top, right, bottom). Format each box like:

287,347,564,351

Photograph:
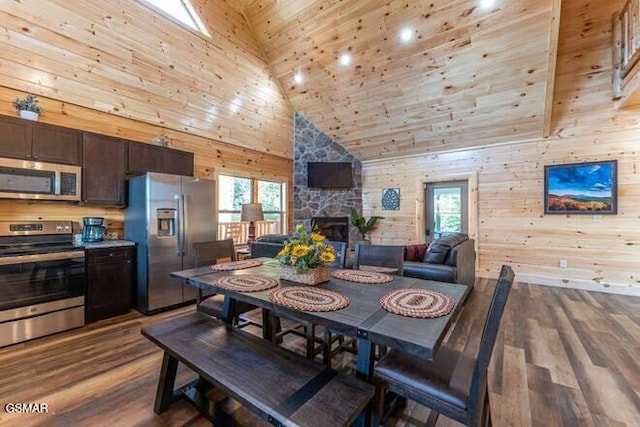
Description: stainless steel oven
0,221,85,347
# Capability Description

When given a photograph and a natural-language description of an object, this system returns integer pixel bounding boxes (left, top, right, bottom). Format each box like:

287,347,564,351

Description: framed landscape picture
544,160,617,214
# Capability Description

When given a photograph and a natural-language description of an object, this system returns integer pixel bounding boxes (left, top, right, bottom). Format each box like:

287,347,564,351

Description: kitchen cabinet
82,132,126,206
127,141,194,176
0,115,31,159
85,246,135,323
0,115,81,165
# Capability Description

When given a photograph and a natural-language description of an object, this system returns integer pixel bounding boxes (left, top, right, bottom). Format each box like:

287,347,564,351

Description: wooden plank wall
0,0,293,231
363,0,640,295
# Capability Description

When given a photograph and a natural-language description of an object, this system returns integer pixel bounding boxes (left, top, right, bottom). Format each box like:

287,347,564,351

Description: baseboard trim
476,272,640,297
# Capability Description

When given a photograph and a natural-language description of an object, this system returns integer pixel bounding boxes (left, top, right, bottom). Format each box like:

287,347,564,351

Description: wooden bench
142,311,374,427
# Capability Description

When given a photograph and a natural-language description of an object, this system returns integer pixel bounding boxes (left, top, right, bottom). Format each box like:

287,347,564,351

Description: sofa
247,234,289,259
402,233,476,287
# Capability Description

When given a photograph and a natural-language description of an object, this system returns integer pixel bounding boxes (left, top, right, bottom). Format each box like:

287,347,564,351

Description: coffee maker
82,217,106,242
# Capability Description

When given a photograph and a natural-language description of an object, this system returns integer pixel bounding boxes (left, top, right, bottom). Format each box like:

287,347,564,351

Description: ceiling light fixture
339,53,351,66
294,72,304,84
479,0,495,9
400,27,413,42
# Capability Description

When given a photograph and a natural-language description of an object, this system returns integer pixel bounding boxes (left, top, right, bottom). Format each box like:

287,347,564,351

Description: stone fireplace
293,113,363,248
311,217,349,243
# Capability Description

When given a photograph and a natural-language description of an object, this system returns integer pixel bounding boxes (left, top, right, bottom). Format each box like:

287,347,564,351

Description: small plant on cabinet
13,94,43,121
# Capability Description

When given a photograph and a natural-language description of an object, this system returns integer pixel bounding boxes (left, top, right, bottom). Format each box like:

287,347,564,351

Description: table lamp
241,203,264,245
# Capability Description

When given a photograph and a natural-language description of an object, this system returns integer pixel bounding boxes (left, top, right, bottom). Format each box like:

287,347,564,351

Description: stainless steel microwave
0,157,81,201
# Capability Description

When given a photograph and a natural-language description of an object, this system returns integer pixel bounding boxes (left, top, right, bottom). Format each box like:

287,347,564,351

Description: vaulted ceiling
232,0,558,161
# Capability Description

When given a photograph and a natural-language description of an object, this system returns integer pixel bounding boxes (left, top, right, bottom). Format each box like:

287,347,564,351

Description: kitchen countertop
75,240,136,249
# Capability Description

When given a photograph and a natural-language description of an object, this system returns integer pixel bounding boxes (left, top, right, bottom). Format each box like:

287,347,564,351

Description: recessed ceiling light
479,0,495,9
294,72,304,84
339,53,351,66
400,27,413,42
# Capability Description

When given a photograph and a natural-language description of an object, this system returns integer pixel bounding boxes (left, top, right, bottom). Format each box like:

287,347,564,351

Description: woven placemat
210,259,263,271
331,269,393,284
213,275,278,292
380,288,455,318
269,286,349,312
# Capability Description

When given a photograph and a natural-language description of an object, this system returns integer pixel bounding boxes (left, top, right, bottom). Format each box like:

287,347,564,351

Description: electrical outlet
559,260,568,269
593,215,602,223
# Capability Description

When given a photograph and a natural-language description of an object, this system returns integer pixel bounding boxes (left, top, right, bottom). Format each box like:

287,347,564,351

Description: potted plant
13,94,43,121
349,207,384,243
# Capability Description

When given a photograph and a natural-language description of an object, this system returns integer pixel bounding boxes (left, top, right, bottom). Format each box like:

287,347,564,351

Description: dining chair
325,240,347,268
353,243,405,275
193,239,259,327
372,265,515,427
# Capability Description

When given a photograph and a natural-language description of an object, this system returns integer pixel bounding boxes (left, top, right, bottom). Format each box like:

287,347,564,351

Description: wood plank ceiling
233,0,558,160
0,0,293,158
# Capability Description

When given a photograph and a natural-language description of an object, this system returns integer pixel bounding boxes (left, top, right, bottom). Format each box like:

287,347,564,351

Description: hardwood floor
0,278,639,426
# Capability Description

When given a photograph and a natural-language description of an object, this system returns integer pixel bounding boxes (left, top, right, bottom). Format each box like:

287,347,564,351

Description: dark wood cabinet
0,115,32,159
85,246,135,323
163,147,194,176
127,141,193,176
82,133,126,205
32,123,81,165
0,116,81,165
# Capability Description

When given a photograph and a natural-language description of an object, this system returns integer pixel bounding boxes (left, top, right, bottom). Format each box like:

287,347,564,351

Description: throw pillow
424,243,449,264
404,244,427,262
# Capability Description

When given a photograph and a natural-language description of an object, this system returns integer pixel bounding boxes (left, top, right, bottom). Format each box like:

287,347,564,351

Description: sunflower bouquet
276,224,336,273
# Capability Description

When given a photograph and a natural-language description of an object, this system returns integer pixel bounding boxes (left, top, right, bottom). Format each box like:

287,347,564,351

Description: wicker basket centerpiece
280,265,331,285
275,224,336,286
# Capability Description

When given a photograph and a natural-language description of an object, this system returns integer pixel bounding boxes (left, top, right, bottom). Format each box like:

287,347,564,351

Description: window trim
139,0,211,38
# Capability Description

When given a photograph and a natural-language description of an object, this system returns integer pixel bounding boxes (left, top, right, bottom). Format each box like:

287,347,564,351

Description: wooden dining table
171,258,471,426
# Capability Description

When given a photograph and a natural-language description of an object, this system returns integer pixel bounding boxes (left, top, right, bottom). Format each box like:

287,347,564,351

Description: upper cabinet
0,115,81,165
127,141,194,177
0,114,196,205
82,133,126,206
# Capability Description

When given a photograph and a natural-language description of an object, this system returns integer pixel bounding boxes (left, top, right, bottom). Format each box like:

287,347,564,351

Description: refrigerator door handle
182,194,189,258
175,194,183,256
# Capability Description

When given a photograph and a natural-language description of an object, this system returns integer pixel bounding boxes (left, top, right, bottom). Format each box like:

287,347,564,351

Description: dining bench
141,311,374,427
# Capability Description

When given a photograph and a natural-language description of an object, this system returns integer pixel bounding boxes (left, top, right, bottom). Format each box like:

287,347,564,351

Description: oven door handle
0,250,85,266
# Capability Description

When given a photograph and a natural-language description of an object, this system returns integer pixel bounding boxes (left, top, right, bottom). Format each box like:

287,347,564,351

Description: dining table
171,258,471,426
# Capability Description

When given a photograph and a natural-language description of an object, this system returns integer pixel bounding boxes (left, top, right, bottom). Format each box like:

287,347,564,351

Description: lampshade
240,203,264,222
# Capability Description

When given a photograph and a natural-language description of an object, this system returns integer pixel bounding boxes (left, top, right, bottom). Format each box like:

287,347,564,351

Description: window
141,0,211,37
218,175,287,241
425,181,468,243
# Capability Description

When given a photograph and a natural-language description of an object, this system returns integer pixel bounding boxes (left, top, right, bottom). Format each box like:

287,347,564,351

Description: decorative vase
279,265,331,285
19,110,39,121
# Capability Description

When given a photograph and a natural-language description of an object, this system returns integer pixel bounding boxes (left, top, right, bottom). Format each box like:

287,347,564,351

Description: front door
425,181,468,244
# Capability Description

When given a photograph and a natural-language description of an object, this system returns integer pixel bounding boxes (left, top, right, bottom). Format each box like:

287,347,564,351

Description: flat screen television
307,162,352,188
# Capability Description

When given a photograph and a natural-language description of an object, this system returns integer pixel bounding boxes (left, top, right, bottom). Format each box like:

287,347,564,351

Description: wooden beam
613,12,623,101
543,0,562,138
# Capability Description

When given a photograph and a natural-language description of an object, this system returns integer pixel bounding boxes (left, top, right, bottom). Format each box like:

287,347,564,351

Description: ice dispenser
157,209,176,237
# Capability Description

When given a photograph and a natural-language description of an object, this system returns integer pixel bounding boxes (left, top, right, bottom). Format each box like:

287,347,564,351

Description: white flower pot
19,110,39,121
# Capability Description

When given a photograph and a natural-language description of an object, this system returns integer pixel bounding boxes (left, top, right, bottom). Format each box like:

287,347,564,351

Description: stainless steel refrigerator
125,172,216,314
